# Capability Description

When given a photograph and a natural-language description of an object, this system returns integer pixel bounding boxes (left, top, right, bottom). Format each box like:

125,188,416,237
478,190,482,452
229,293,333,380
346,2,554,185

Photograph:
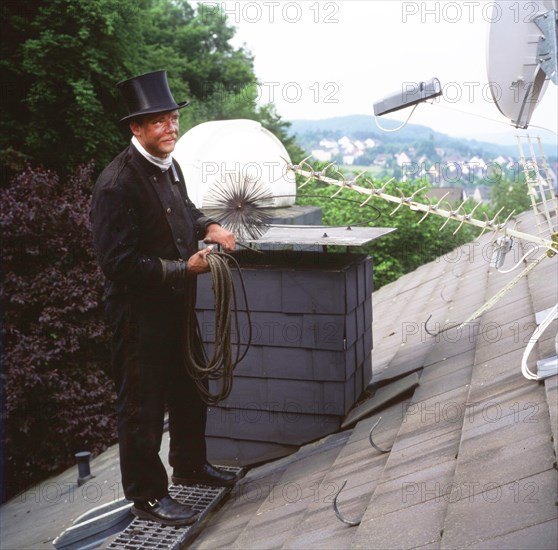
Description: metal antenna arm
288,161,557,252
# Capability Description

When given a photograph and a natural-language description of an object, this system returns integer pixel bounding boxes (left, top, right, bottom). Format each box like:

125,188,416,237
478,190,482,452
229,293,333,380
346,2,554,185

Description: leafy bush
0,164,115,502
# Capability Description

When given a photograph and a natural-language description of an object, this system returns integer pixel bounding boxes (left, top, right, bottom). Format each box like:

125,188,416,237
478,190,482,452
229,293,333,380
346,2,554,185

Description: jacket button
177,237,182,244
166,208,172,214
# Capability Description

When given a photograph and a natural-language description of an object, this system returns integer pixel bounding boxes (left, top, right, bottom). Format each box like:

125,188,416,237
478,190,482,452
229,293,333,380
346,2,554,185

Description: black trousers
105,292,207,502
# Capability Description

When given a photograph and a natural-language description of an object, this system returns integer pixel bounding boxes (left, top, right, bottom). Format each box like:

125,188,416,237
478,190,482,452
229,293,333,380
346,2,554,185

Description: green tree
251,104,305,162
1,0,299,174
0,0,148,174
489,174,532,218
138,1,256,124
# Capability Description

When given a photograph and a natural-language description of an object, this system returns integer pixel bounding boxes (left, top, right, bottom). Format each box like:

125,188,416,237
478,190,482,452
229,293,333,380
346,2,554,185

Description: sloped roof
1,208,556,550
191,207,558,549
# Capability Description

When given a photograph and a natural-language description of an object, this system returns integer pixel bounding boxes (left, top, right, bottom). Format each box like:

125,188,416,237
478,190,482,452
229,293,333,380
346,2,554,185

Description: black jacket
91,144,215,297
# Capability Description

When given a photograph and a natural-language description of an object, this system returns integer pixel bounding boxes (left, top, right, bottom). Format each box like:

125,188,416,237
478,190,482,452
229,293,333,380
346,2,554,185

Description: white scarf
131,136,173,172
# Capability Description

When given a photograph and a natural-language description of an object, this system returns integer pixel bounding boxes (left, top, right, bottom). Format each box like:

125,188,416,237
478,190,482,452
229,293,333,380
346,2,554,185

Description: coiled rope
183,251,251,405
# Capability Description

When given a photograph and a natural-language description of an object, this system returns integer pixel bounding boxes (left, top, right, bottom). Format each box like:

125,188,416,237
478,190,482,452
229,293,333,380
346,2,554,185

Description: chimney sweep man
91,70,237,526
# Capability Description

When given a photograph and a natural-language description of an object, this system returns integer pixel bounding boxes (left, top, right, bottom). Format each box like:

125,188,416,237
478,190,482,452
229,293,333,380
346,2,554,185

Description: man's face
130,110,180,158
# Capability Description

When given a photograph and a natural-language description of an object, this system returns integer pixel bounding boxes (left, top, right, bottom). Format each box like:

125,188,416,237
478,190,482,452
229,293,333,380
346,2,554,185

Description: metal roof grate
106,467,241,550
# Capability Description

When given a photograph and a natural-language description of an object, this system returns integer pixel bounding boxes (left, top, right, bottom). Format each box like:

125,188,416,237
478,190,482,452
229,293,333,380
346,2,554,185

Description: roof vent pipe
75,451,93,486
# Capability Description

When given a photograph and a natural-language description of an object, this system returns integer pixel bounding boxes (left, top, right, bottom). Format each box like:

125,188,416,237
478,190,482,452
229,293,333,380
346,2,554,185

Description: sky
199,0,558,145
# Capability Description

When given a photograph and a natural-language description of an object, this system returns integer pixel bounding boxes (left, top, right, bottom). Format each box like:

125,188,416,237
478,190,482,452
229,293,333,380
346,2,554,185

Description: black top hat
117,70,189,123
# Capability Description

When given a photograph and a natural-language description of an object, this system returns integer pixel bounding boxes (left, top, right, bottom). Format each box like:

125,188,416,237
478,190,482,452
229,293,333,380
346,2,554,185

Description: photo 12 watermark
401,2,545,24
18,481,124,505
402,400,540,425
199,160,295,185
202,319,342,346
201,80,340,108
231,479,344,505
401,479,540,504
401,318,542,345
200,1,341,24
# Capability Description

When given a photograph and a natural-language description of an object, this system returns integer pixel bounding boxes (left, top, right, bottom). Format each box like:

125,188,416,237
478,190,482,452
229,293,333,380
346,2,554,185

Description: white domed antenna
486,0,557,129
173,119,296,209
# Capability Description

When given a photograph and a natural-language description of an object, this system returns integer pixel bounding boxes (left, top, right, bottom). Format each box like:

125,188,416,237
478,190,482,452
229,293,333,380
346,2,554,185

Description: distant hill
287,114,557,159
289,114,436,141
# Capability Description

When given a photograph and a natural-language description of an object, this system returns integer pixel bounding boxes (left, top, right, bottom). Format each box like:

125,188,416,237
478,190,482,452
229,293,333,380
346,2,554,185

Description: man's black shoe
172,463,237,487
132,495,198,526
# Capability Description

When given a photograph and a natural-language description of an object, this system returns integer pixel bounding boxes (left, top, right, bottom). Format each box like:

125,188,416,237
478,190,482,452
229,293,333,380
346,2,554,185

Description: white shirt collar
131,136,173,172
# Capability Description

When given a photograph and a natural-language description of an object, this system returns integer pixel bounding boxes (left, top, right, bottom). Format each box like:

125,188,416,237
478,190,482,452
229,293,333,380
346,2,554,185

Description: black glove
159,258,188,284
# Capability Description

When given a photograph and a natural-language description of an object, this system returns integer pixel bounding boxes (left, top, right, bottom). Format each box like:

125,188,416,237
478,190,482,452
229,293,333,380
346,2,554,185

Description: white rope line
496,246,542,274
425,101,558,136
522,303,558,380
373,104,418,133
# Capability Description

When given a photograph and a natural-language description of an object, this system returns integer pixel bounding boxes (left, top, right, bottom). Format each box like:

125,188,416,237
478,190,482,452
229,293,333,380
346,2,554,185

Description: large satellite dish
173,119,296,209
486,0,557,128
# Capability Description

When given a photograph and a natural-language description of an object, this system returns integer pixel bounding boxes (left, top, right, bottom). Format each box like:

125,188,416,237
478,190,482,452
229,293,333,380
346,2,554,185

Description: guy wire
183,251,251,405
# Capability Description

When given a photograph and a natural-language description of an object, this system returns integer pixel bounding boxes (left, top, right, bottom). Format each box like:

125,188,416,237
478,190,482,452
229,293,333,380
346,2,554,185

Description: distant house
440,162,462,185
464,185,492,203
312,149,333,162
374,154,390,167
444,155,468,165
493,154,508,165
468,155,486,168
466,155,487,177
417,155,429,167
395,152,411,167
364,138,376,148
425,164,440,184
417,165,429,179
425,186,464,204
488,155,517,180
437,156,467,184
337,136,355,154
319,138,338,150
505,159,522,178
354,139,365,151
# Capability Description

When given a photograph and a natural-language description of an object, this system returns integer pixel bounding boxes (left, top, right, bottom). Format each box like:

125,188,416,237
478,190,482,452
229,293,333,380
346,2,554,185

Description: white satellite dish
173,119,296,209
486,0,557,128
